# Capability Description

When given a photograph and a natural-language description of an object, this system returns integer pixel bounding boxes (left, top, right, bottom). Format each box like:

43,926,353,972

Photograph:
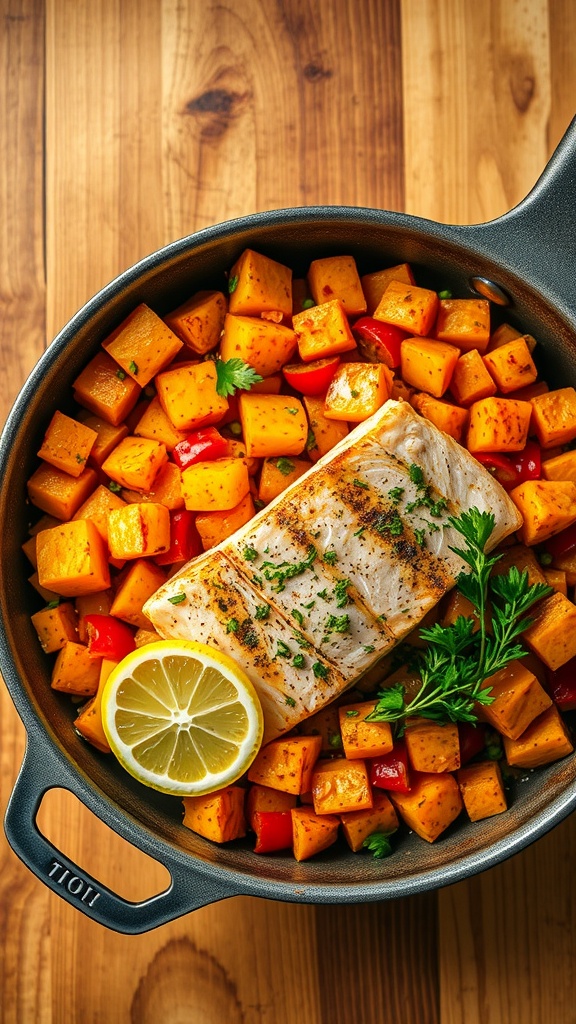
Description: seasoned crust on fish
145,400,522,740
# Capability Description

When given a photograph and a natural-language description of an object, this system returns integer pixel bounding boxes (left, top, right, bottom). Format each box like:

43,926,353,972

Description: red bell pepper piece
282,356,341,396
458,722,487,765
512,440,541,484
85,614,136,661
352,316,407,368
475,452,520,490
543,521,576,560
154,509,203,566
252,810,294,854
172,427,228,471
548,657,576,711
369,740,410,793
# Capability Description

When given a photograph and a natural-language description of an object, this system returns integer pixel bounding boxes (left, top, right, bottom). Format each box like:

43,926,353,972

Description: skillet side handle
458,116,576,308
4,738,240,934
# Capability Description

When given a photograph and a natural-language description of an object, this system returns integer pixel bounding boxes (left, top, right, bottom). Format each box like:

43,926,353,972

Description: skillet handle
4,736,241,934
457,115,576,310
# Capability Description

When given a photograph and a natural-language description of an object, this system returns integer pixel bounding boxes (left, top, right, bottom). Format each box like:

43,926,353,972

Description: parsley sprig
215,358,263,398
367,509,551,729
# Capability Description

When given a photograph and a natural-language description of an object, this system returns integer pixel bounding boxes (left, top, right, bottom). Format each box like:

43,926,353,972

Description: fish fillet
144,400,521,741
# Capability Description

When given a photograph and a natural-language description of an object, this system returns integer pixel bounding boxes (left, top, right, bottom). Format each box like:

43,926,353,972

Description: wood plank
0,2,50,1023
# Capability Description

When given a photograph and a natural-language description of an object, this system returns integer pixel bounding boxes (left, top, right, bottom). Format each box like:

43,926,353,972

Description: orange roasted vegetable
478,660,552,740
220,314,297,377
195,492,256,549
509,479,576,546
239,394,308,458
360,264,415,314
247,735,322,795
51,641,102,696
291,807,340,861
156,361,228,431
311,758,373,815
338,702,393,759
530,387,576,448
435,298,491,352
483,337,538,393
324,363,391,422
164,290,227,355
522,592,576,670
457,761,507,821
400,338,459,398
404,719,460,773
449,349,497,406
107,502,170,560
411,393,468,442
390,772,462,843
31,601,78,654
102,303,183,386
503,705,574,769
182,786,247,843
181,457,250,512
73,350,141,426
27,462,99,521
258,456,310,504
374,280,438,337
307,255,367,316
102,436,167,493
110,559,166,628
37,410,98,478
292,299,357,362
303,394,349,461
36,520,111,597
74,658,116,753
340,790,399,852
466,397,531,453
228,249,292,318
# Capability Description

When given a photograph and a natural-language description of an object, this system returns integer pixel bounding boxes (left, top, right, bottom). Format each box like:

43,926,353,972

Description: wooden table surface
2,2,576,1021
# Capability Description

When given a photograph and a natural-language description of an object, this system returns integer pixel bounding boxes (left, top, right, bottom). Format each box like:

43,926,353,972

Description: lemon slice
101,640,264,796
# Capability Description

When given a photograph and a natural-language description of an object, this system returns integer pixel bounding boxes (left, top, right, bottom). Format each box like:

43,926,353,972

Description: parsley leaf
313,661,329,679
333,578,351,608
285,695,296,707
254,604,270,620
261,544,317,593
324,613,350,634
228,274,238,293
276,457,295,476
363,832,394,858
167,593,186,605
291,608,304,626
293,654,305,668
215,358,263,398
243,545,259,562
226,618,239,634
276,640,292,659
323,550,337,565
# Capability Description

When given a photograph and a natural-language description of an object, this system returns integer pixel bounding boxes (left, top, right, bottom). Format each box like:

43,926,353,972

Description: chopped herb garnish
414,528,426,547
302,297,315,310
167,593,186,605
286,407,299,416
350,389,360,398
285,695,296,707
116,368,126,380
252,574,263,587
323,550,337,565
388,486,404,503
293,654,305,668
363,645,375,653
108,480,121,493
406,463,449,518
228,274,238,293
276,457,295,476
226,618,239,634
261,544,317,593
302,600,316,610
353,478,369,489
317,588,328,600
373,511,404,537
276,640,292,659
291,608,304,626
328,731,342,748
408,463,425,487
346,710,359,717
438,289,452,300
353,527,365,537
306,427,317,451
243,545,259,562
254,604,270,620
333,578,351,608
215,358,263,398
313,661,329,680
324,613,350,635
128,360,138,375
45,599,60,609
292,630,311,649
363,832,394,859
75,453,85,464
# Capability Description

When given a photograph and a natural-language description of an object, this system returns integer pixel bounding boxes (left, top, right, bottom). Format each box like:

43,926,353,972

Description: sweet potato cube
78,413,129,467
73,350,141,426
311,757,373,815
307,255,367,316
37,520,110,597
74,657,116,753
523,591,576,670
435,298,491,352
491,543,548,587
75,590,113,641
339,702,393,759
299,703,343,754
133,396,188,451
110,559,166,628
102,303,183,386
440,590,481,632
121,460,184,511
31,601,78,653
73,484,127,545
37,411,98,478
195,492,255,549
27,462,98,520
374,280,439,337
102,436,167,493
225,439,259,477
181,457,250,512
156,361,228,432
291,807,340,861
450,349,497,406
246,784,297,830
249,374,283,395
220,314,297,377
239,394,308,458
304,394,349,461
457,761,507,822
542,449,576,485
400,338,459,398
361,264,415,315
107,502,170,560
390,772,463,842
182,786,247,843
466,397,532,453
258,457,310,504
28,573,60,604
549,550,576,587
530,387,576,448
503,705,574,769
324,363,391,423
488,322,523,350
478,660,552,739
293,299,357,362
51,641,102,696
509,479,576,546
483,337,538,395
21,535,38,568
340,790,399,852
247,735,322,795
228,249,292,318
543,568,568,596
164,290,227,355
404,718,460,773
411,393,468,442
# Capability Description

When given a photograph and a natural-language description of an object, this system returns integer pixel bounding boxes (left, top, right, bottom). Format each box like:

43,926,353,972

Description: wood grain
2,1,576,1022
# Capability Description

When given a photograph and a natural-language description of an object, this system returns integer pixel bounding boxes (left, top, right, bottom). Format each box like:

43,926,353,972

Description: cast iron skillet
2,119,576,935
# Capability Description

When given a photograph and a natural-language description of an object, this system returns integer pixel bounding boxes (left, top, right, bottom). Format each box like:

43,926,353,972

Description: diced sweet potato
549,549,576,587
311,758,373,815
542,449,576,485
73,350,141,426
102,436,167,493
483,337,538,393
390,772,463,842
293,299,358,363
404,718,460,773
304,394,349,461
466,397,532,453
228,249,292,318
51,641,102,696
530,387,576,448
102,303,183,386
324,363,392,422
73,483,127,545
457,761,507,821
340,790,399,852
400,338,459,398
247,735,322,795
110,559,166,629
77,412,129,468
298,703,343,754
74,658,116,753
37,411,98,478
220,314,297,377
449,349,497,406
523,591,576,670
31,601,78,653
478,660,552,739
246,784,298,830
503,705,574,769
133,396,188,451
258,457,310,504
75,590,114,641
411,393,468,442
509,479,576,546
307,256,367,316
249,374,283,395
338,702,393,759
488,322,523,350
28,572,60,604
156,361,228,431
440,590,481,632
121,460,184,512
195,493,255,549
291,807,340,861
543,568,568,596
435,298,491,352
107,502,170,560
239,394,308,458
374,280,439,337
491,543,548,586
224,439,259,477
36,520,110,597
27,462,98,521
182,786,247,843
361,264,415,314
181,457,250,512
164,290,227,355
